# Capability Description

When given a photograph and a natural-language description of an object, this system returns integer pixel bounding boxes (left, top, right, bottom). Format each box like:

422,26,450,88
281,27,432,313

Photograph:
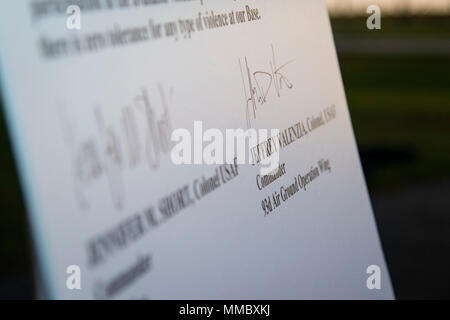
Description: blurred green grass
331,17,450,191
331,16,450,39
340,53,450,189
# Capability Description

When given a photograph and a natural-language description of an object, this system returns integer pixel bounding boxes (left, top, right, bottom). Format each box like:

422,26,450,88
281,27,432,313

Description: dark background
0,15,449,299
333,15,450,299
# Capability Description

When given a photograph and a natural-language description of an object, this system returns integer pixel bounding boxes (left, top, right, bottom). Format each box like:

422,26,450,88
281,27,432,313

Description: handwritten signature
59,86,173,211
239,45,295,129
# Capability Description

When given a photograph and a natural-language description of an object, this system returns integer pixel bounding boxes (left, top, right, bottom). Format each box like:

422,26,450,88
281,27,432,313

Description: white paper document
0,0,394,299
